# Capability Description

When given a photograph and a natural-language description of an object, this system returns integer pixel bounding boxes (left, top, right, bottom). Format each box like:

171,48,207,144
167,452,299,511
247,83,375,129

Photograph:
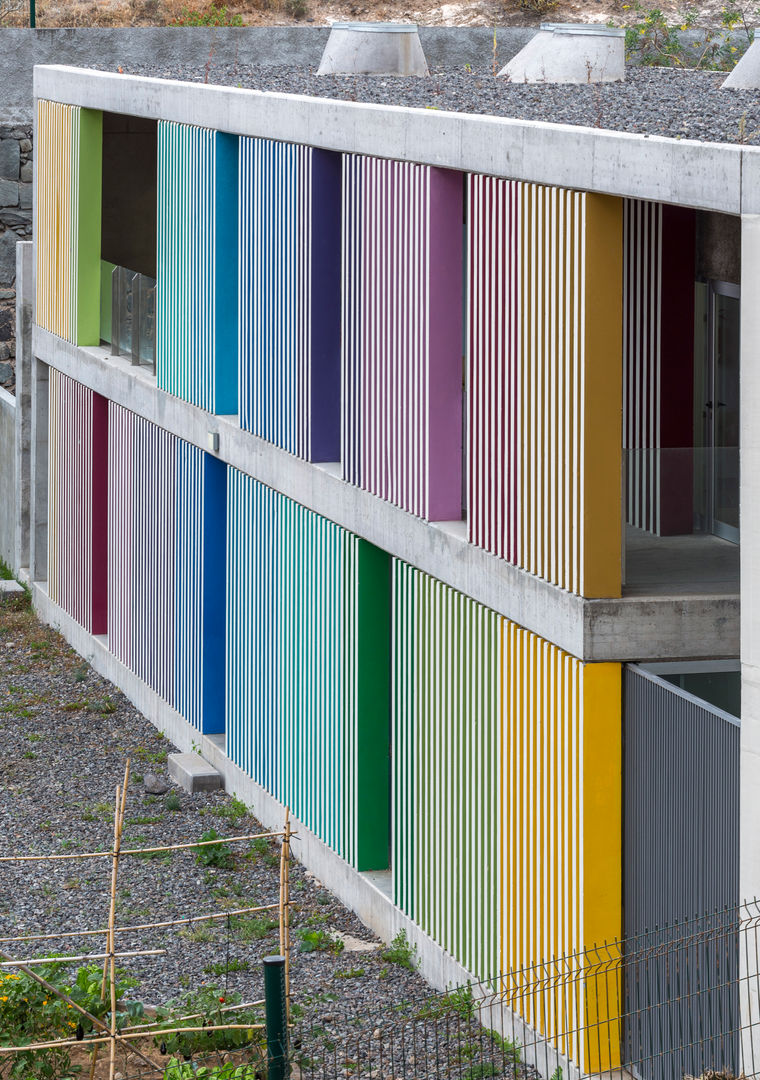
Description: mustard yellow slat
582,661,622,1073
583,194,623,598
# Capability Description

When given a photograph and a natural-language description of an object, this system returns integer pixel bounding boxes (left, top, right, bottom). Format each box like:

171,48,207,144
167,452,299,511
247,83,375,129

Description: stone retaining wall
0,125,32,393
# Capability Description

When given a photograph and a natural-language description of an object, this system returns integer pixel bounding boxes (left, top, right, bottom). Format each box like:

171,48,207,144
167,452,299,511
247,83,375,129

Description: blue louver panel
157,121,238,415
239,138,341,461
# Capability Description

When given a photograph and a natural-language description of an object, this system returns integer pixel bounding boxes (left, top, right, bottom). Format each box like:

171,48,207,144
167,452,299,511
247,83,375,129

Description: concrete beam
34,327,739,663
34,64,749,215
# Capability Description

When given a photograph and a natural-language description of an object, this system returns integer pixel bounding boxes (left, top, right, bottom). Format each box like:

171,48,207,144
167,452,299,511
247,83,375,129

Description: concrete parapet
318,22,429,76
499,23,625,83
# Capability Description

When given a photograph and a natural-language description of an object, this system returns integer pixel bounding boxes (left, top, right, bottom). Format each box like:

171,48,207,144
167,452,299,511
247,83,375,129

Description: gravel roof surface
87,62,760,145
0,598,529,1079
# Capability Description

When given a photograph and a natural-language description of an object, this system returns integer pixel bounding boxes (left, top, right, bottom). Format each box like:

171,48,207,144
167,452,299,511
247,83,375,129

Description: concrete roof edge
34,62,748,213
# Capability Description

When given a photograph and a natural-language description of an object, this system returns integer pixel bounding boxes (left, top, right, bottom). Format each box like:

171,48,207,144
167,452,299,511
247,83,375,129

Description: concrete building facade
20,62,757,1077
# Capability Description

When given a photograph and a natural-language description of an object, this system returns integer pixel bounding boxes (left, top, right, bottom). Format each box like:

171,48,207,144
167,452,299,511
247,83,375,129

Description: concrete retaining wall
0,387,16,570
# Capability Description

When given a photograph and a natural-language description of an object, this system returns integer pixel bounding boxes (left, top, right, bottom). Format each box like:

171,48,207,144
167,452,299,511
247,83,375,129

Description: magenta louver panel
341,155,463,521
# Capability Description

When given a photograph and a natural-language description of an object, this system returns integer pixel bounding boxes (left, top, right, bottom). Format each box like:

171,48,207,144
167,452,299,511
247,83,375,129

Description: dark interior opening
101,112,157,278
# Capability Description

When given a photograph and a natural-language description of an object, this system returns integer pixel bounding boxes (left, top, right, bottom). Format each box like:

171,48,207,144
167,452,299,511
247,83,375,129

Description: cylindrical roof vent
317,21,429,77
499,22,625,83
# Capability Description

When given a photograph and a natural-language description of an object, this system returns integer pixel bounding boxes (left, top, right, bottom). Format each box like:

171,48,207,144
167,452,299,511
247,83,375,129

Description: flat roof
35,63,760,214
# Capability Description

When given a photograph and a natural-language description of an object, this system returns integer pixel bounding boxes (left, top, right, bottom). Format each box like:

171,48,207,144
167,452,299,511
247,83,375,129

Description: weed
213,796,248,824
284,0,306,16
22,750,36,759
195,829,234,869
203,958,251,977
488,1029,522,1063
165,791,181,812
230,914,279,943
298,928,344,955
246,836,269,858
381,929,417,971
61,700,86,711
463,1065,498,1079
126,814,164,826
290,1002,304,1019
305,911,328,926
179,923,216,944
550,1069,563,1080
416,985,476,1023
334,967,365,979
27,733,42,742
73,664,88,683
135,745,167,764
123,835,173,863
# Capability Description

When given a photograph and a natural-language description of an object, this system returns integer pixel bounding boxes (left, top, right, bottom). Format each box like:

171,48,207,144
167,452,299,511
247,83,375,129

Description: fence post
264,954,289,1080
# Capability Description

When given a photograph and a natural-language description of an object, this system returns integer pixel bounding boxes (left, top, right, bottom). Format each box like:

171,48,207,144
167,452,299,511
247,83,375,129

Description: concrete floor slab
624,525,740,596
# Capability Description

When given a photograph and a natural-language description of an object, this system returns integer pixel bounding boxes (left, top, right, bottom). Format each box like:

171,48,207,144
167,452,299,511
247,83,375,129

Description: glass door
710,283,740,544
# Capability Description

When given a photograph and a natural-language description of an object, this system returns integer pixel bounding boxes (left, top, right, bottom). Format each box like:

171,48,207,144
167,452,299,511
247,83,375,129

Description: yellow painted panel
583,194,623,598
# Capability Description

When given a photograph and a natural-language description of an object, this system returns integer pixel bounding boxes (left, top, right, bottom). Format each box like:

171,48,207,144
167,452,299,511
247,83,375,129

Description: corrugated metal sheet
226,467,390,870
48,368,108,633
239,138,341,461
392,559,622,1041
36,101,102,346
107,403,225,731
341,155,463,521
623,665,739,1078
466,175,623,597
157,121,238,414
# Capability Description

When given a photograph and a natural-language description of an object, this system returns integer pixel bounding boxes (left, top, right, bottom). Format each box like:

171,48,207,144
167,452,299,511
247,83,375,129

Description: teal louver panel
226,467,390,869
157,120,238,414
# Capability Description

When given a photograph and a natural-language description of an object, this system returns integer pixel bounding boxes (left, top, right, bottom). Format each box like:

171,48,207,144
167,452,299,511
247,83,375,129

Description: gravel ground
0,598,531,1079
87,63,760,145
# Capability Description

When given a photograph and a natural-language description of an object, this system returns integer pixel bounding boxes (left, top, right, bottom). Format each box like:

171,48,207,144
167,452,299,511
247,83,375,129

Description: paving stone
168,751,223,793
0,140,19,180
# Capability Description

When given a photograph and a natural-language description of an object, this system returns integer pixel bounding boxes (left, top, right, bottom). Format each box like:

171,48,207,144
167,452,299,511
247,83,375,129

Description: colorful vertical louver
108,403,226,731
342,155,464,521
623,199,696,536
392,559,621,1067
48,368,108,633
226,467,390,870
239,139,342,461
157,121,238,414
36,101,102,345
467,176,623,597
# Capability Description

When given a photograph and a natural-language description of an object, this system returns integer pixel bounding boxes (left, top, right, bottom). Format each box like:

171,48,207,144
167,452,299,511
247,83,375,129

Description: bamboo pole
283,808,291,1017
0,830,286,862
0,1024,267,1054
0,948,165,967
0,901,282,945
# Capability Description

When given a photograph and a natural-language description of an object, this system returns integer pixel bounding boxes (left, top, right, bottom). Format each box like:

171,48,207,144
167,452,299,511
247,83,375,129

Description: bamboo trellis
0,761,293,1079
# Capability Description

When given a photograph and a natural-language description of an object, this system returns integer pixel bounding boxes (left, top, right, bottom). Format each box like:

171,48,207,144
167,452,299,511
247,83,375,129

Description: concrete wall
0,387,16,570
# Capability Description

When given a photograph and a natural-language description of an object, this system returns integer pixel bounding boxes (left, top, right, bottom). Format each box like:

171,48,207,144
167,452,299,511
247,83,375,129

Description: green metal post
263,955,289,1080
29,0,35,28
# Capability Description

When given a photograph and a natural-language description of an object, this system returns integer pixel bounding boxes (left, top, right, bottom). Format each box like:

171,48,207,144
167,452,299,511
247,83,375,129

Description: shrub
297,927,344,954
381,929,417,970
155,986,264,1060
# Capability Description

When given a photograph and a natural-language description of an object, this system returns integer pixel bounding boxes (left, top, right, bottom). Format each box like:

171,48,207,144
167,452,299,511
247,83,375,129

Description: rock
0,141,19,180
0,344,10,360
0,361,11,382
0,180,17,208
0,210,30,228
0,230,17,285
332,930,381,953
143,773,168,795
18,184,31,210
19,139,31,154
0,307,13,341
19,162,32,183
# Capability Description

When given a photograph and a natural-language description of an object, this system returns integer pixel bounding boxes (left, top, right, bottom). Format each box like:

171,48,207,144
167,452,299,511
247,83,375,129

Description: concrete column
14,240,31,574
740,214,760,1071
29,354,47,582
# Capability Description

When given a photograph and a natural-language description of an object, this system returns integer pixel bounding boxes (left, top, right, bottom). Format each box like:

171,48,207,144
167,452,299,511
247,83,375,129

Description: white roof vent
317,21,429,77
722,32,760,88
499,22,625,84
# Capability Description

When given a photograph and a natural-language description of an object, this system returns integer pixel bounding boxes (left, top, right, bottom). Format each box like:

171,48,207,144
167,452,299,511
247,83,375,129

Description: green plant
154,986,264,1060
163,1062,258,1080
170,1,242,23
416,985,476,1022
0,963,143,1079
123,835,173,862
297,927,344,954
334,966,365,979
463,1065,498,1080
231,914,279,943
195,829,234,869
213,796,248,824
381,929,417,971
203,958,250,977
516,0,558,11
550,1068,563,1080
165,791,181,812
487,1029,522,1063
